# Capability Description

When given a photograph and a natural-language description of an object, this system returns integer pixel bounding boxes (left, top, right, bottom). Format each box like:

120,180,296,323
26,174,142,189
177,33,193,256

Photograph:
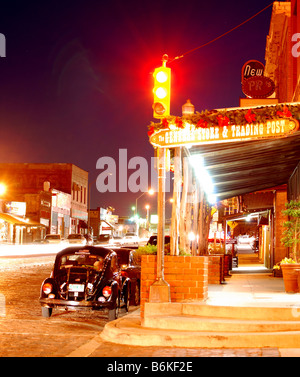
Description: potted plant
272,262,283,278
280,201,300,293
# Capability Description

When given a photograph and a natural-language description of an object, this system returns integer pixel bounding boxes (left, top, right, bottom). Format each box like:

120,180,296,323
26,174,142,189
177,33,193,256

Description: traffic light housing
153,64,171,119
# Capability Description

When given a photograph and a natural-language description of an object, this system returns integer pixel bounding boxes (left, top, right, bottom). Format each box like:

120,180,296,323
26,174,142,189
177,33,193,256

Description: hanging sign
149,118,299,148
241,60,265,82
242,76,275,98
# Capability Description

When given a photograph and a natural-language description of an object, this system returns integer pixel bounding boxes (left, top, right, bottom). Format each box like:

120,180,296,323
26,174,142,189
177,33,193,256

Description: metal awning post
149,147,170,302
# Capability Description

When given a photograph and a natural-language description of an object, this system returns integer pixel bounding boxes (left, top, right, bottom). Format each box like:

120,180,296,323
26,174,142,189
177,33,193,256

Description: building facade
264,0,300,263
0,163,88,238
265,0,300,102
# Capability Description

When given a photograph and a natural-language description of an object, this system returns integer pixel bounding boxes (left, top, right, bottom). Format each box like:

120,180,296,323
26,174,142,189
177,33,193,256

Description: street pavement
0,254,296,357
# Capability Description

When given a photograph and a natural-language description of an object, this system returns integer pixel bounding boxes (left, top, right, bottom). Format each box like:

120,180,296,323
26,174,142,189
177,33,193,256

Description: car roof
112,247,134,255
55,246,115,260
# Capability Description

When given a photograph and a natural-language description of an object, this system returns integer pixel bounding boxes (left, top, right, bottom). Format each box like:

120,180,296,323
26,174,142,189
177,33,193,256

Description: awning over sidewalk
0,213,45,227
100,220,115,230
188,131,300,201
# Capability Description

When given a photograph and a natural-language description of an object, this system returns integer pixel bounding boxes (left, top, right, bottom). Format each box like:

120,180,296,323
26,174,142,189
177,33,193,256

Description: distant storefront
0,212,46,244
0,162,88,235
88,207,116,237
51,189,71,237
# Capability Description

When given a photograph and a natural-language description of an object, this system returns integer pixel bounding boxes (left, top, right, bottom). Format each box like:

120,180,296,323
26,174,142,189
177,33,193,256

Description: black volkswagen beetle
39,246,130,321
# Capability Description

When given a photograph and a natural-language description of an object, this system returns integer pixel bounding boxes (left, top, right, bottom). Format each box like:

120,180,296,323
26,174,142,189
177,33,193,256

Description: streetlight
0,184,6,196
135,188,154,218
134,189,154,236
145,204,150,229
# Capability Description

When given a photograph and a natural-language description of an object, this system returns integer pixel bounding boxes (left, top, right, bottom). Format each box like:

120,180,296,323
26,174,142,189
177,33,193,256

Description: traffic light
153,64,171,119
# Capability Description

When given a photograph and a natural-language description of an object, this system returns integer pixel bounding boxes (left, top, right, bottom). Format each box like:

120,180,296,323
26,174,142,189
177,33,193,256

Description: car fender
122,277,130,292
121,277,131,301
107,281,120,310
40,277,57,299
110,280,119,295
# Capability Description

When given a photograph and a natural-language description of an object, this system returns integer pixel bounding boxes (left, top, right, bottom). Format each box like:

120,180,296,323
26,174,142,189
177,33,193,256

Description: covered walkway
208,271,300,308
101,272,300,350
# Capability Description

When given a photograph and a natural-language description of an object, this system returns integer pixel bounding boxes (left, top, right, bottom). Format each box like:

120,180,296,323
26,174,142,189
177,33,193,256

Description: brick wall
141,255,208,318
274,190,288,264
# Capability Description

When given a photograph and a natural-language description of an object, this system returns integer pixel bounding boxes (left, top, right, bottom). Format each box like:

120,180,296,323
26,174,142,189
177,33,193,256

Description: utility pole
149,147,170,302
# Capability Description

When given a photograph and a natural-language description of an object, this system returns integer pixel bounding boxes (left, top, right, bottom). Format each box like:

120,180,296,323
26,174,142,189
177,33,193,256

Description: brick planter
224,254,232,277
141,255,208,318
208,254,225,284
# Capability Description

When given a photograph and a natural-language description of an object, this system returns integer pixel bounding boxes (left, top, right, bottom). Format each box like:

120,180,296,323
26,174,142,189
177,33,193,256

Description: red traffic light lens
153,102,166,116
156,70,168,83
155,87,167,99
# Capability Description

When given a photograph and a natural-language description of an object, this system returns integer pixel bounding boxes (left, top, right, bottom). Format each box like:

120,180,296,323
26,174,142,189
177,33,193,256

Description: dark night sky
0,0,274,217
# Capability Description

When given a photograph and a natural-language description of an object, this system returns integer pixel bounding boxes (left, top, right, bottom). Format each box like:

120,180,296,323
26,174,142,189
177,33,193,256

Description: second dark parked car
147,235,170,246
114,248,141,306
94,234,111,245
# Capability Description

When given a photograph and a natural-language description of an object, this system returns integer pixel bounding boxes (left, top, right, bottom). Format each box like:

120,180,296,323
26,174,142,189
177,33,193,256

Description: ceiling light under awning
189,155,216,204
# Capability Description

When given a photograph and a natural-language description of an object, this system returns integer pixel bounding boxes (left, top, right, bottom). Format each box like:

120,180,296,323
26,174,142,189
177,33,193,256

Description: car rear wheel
108,295,120,321
41,307,52,318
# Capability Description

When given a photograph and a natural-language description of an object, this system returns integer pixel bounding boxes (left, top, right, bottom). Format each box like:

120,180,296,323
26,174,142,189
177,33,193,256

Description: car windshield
58,253,106,272
67,234,82,239
46,235,60,240
117,252,130,265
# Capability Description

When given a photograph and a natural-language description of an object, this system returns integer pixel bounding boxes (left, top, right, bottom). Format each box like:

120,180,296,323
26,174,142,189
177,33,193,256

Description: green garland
148,103,300,136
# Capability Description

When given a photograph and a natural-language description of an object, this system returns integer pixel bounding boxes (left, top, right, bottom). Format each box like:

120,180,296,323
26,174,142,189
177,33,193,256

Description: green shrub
133,242,191,265
281,200,300,262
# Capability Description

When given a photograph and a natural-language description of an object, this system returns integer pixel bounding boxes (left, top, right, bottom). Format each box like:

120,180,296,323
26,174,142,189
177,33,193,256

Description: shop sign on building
241,60,275,98
241,60,264,82
4,201,26,216
149,118,299,148
242,76,275,98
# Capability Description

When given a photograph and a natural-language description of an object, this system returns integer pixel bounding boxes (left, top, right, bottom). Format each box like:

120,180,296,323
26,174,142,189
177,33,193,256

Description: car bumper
39,297,113,310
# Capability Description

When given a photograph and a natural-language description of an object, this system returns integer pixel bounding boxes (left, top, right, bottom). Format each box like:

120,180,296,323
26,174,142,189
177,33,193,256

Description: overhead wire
168,1,274,64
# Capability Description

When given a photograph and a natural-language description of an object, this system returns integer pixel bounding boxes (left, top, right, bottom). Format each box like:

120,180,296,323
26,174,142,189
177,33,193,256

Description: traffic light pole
149,147,170,303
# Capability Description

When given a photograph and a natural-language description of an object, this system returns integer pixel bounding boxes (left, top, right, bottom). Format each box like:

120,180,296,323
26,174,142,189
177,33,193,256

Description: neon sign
149,118,299,148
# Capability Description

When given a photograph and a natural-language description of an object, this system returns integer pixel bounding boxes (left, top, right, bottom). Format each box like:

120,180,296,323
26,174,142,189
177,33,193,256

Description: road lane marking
66,336,103,357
